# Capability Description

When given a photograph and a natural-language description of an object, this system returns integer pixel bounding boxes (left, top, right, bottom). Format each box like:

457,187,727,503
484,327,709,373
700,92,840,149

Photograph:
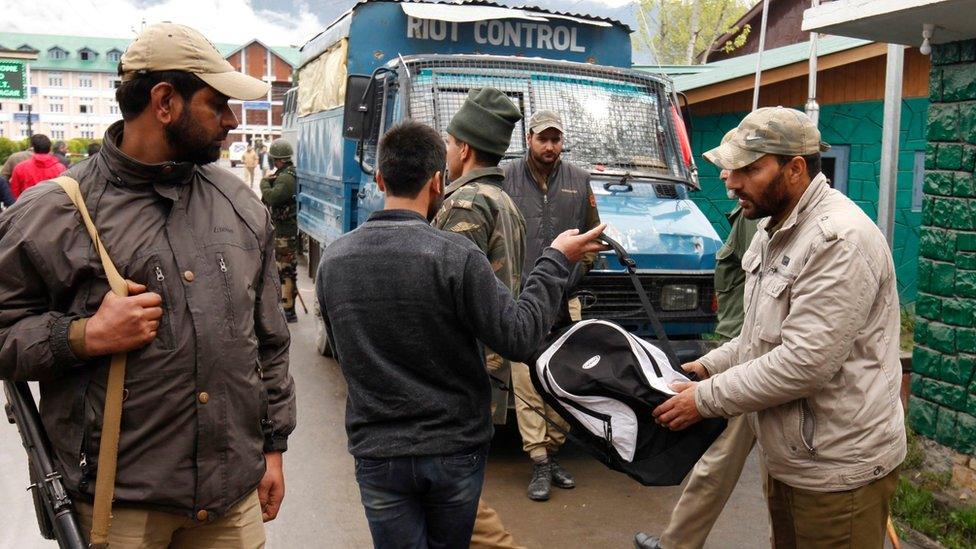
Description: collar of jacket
100,120,197,188
726,205,743,223
524,153,561,192
444,166,504,197
757,172,830,236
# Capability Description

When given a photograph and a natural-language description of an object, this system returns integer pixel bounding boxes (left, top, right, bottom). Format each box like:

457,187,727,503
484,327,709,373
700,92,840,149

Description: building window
48,47,68,60
49,73,63,87
79,125,95,139
109,103,120,115
79,105,90,114
18,103,29,112
821,145,851,195
109,78,121,89
79,99,94,114
79,48,97,61
79,75,93,88
913,151,925,212
48,98,64,113
50,124,65,140
107,49,122,62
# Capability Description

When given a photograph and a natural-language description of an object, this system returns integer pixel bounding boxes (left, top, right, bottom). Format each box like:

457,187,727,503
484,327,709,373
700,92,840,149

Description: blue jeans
354,445,488,549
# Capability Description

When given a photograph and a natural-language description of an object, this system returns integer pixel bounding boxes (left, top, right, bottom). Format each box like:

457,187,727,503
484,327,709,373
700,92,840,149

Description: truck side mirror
343,74,375,140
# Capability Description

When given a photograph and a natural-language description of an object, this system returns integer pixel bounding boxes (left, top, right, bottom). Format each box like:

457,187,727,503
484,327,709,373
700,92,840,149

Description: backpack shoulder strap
52,175,126,549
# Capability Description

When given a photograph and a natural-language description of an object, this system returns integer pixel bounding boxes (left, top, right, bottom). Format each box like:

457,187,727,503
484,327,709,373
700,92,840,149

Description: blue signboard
329,2,633,76
13,112,39,122
243,101,271,110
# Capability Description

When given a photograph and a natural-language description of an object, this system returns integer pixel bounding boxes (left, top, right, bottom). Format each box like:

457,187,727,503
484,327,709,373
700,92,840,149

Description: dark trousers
355,446,488,549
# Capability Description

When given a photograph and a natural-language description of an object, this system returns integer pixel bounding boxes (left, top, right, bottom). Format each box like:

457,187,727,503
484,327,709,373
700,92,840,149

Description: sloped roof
0,32,299,73
667,35,872,92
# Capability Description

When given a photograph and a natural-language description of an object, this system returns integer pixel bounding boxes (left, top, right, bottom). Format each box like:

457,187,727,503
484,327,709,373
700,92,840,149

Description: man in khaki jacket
653,107,906,548
243,145,259,189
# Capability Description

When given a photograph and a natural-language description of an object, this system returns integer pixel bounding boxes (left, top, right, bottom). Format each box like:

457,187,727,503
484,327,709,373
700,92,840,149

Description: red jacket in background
10,153,66,198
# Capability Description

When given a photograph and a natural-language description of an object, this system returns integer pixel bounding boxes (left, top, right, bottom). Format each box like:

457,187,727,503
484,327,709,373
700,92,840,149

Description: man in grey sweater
316,121,606,549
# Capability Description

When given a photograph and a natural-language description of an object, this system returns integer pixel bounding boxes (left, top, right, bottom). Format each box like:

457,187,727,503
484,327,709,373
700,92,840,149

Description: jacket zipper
799,399,817,455
153,265,174,348
217,253,237,337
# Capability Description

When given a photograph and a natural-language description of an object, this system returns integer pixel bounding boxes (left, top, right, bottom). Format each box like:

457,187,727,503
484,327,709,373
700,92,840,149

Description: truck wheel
231,160,238,168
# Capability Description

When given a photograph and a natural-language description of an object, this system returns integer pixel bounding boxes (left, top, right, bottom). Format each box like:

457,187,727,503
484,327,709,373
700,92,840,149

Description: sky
6,0,640,48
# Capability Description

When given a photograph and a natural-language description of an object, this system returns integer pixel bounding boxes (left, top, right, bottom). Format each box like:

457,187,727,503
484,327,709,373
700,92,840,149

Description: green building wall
687,97,929,303
910,39,976,455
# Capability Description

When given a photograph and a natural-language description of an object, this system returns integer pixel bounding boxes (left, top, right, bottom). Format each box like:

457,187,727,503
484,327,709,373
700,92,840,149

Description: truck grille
574,272,716,323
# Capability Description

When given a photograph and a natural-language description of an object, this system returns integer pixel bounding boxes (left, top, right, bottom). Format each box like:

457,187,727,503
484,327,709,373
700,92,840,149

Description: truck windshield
402,57,686,181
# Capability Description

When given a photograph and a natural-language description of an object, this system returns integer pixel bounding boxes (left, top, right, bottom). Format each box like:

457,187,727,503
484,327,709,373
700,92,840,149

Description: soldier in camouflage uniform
260,139,299,323
431,87,528,549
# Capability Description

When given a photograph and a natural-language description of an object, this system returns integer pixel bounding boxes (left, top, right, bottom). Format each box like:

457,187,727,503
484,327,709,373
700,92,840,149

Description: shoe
284,309,298,323
634,533,663,549
550,456,575,489
527,460,552,501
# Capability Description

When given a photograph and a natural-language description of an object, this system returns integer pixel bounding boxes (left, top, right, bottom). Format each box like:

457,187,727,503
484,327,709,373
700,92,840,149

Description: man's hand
259,451,285,522
551,224,610,263
682,361,709,380
652,382,703,431
83,280,163,356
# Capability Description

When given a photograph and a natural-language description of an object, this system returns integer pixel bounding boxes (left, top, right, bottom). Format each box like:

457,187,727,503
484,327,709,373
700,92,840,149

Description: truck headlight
660,284,698,311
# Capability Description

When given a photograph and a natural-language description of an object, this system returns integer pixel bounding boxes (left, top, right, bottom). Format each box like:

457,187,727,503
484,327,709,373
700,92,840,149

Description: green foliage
903,425,924,471
635,0,753,65
0,137,24,166
893,475,976,548
67,138,100,155
902,306,916,352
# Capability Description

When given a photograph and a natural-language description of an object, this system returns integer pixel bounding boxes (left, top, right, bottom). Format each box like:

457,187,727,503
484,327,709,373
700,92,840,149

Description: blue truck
285,0,722,360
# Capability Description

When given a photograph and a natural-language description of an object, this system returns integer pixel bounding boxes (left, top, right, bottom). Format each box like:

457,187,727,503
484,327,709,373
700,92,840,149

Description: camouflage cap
704,107,830,170
528,110,564,134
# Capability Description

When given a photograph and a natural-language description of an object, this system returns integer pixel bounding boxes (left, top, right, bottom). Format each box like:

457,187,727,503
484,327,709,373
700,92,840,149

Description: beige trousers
75,491,265,549
469,500,525,549
660,414,760,549
244,167,256,189
510,298,581,460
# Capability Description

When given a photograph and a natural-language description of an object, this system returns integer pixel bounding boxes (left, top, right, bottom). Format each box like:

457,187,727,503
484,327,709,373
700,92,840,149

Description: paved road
0,163,773,548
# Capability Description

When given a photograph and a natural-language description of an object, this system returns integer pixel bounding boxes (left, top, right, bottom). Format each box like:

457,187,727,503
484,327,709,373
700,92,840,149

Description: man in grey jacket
0,23,295,547
317,120,606,548
503,109,601,501
653,107,905,548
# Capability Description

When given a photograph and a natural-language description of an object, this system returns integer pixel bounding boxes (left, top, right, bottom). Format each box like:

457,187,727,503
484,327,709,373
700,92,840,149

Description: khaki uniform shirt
713,206,758,339
695,174,906,492
433,166,526,423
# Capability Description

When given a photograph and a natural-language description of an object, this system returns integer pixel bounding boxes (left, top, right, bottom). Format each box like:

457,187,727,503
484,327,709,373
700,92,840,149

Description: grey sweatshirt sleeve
461,247,572,363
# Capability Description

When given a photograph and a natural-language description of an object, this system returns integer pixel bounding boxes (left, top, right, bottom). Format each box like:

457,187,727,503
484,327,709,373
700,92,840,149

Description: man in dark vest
503,109,601,501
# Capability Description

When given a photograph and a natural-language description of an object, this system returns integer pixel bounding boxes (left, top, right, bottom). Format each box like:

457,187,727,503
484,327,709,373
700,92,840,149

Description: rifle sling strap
54,176,128,549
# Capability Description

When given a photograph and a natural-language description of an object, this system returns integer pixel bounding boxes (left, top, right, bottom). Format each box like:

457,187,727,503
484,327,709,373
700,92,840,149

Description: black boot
284,309,298,323
527,460,552,501
634,533,663,549
549,456,575,489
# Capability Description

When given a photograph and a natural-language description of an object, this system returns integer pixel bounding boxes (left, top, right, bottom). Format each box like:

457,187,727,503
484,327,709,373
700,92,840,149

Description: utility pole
877,44,905,248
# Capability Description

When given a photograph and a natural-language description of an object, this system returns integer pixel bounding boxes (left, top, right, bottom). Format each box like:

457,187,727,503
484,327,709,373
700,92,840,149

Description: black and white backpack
526,236,727,486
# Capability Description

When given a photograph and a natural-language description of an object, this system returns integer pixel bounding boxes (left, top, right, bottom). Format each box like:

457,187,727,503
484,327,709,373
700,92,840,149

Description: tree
634,0,754,65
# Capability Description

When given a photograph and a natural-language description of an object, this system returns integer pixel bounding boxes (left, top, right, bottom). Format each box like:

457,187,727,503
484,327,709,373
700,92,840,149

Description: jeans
355,445,488,549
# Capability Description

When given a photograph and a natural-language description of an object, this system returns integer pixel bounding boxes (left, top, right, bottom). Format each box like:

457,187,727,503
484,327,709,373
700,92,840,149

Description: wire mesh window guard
386,56,686,181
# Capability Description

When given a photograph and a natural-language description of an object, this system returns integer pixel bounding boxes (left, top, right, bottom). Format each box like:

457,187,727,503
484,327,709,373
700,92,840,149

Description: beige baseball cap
704,107,830,170
528,110,564,134
120,22,270,101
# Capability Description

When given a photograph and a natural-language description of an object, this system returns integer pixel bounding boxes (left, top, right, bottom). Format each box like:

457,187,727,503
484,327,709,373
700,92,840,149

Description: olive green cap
447,88,523,157
704,107,830,170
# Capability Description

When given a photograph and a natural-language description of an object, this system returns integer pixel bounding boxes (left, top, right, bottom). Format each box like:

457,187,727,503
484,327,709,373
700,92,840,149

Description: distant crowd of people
0,135,101,208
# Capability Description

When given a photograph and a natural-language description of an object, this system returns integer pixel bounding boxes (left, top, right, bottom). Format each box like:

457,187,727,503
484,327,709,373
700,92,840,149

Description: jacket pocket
215,252,239,340
149,263,175,350
798,399,817,456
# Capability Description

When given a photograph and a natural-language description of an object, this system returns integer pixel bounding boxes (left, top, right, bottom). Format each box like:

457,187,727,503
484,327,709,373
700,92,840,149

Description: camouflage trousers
275,237,298,313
